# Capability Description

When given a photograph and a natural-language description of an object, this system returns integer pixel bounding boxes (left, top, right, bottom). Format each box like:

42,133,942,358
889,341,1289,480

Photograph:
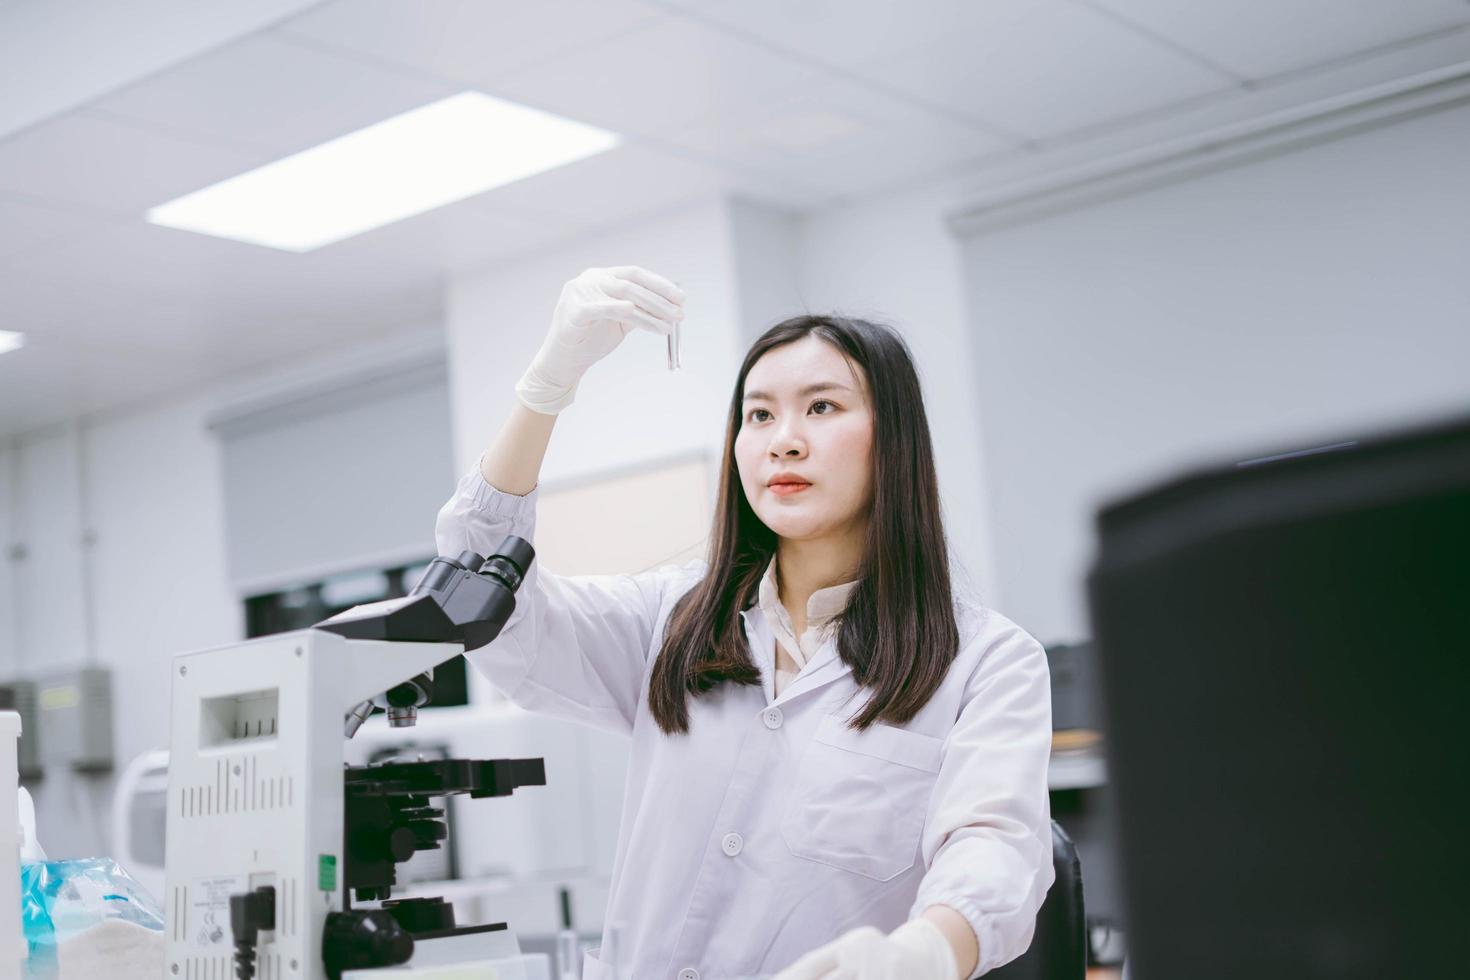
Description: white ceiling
3,0,1469,438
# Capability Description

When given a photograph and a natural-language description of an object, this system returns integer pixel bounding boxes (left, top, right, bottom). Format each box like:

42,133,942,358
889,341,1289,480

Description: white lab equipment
117,712,628,957
3,710,24,975
110,749,169,903
164,629,550,980
163,536,554,980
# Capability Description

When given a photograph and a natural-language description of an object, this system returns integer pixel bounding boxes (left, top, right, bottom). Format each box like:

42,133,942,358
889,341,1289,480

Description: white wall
4,401,239,858
8,427,90,674
958,98,1470,642
727,198,805,348
0,447,14,674
445,198,749,486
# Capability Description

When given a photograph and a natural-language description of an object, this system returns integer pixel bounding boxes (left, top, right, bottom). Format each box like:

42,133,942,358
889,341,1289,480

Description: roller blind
214,360,454,594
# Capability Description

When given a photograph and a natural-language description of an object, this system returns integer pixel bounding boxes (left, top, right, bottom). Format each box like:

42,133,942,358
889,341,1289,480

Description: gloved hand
515,265,685,414
771,918,961,980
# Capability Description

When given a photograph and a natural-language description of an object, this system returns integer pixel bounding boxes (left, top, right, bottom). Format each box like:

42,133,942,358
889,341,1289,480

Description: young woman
435,267,1054,980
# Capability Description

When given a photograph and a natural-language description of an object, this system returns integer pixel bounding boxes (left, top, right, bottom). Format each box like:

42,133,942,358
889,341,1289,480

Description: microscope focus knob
387,826,418,862
322,910,414,980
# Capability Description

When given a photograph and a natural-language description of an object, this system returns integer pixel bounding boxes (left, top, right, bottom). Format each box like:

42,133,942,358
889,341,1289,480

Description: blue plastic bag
20,858,163,979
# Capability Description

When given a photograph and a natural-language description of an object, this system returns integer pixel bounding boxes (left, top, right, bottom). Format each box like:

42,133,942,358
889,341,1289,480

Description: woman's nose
769,428,806,458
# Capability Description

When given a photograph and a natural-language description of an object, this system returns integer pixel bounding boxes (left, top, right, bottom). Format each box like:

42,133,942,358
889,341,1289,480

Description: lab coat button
679,969,700,980
721,832,743,856
762,707,783,729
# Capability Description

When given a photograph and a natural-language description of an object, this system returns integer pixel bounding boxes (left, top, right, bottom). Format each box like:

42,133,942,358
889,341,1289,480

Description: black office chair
987,820,1086,980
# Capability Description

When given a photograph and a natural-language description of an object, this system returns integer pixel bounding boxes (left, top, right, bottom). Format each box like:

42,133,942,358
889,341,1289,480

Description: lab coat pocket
781,714,943,882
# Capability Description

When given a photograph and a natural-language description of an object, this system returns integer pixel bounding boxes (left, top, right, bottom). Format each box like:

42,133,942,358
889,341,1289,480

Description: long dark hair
648,315,960,734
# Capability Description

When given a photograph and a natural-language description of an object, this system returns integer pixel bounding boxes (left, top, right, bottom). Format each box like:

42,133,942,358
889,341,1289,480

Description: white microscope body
163,539,548,980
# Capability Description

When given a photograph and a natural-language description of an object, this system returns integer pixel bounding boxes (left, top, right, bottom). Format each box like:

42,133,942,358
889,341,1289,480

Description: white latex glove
772,919,961,980
515,265,685,414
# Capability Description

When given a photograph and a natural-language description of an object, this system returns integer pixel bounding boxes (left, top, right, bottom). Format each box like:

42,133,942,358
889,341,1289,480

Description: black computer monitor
1088,414,1470,979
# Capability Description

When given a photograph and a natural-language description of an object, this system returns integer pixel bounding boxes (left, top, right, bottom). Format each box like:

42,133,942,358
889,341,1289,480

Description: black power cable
229,886,276,980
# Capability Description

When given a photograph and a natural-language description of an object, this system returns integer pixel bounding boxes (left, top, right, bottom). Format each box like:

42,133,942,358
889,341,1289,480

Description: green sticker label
39,686,80,711
318,854,337,891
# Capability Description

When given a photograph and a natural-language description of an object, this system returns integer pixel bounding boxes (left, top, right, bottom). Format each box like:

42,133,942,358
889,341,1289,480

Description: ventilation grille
179,954,284,979
178,756,293,817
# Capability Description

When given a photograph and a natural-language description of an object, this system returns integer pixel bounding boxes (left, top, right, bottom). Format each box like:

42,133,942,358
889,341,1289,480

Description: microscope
164,537,551,980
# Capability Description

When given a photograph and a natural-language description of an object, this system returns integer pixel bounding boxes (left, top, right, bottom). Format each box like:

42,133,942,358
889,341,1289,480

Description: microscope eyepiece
317,535,535,653
486,536,534,576
477,555,523,593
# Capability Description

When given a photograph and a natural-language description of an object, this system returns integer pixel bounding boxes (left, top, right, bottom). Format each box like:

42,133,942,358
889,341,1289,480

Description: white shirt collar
755,557,859,671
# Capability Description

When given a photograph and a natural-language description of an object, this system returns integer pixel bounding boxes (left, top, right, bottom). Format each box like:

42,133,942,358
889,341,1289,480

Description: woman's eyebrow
744,381,852,402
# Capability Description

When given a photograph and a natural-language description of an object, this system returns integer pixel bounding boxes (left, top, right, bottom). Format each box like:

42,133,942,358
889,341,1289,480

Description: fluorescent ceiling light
147,91,620,252
0,331,25,356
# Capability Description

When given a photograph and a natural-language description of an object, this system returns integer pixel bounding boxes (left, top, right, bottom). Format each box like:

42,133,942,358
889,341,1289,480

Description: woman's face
734,335,874,544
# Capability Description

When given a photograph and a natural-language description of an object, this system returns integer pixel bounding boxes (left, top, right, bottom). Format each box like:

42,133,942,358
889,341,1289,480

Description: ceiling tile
0,0,323,141
0,236,441,376
487,17,828,137
0,267,180,354
466,141,751,220
658,0,996,72
2,221,324,307
0,112,266,216
864,0,1235,141
1085,0,1470,81
667,75,1014,199
0,218,446,330
89,33,459,155
276,0,663,86
0,194,112,261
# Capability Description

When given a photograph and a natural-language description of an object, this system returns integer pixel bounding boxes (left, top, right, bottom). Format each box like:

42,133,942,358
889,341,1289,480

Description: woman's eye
747,402,835,422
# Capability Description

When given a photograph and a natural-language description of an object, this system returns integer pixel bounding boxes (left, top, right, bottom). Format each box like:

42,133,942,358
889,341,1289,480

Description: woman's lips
769,482,811,496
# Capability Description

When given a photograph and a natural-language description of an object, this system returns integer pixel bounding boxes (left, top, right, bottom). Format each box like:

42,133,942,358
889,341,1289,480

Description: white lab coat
435,466,1055,980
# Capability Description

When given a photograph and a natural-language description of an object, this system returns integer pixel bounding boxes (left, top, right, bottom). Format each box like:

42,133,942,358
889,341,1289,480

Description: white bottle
16,789,41,865
1,710,25,979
